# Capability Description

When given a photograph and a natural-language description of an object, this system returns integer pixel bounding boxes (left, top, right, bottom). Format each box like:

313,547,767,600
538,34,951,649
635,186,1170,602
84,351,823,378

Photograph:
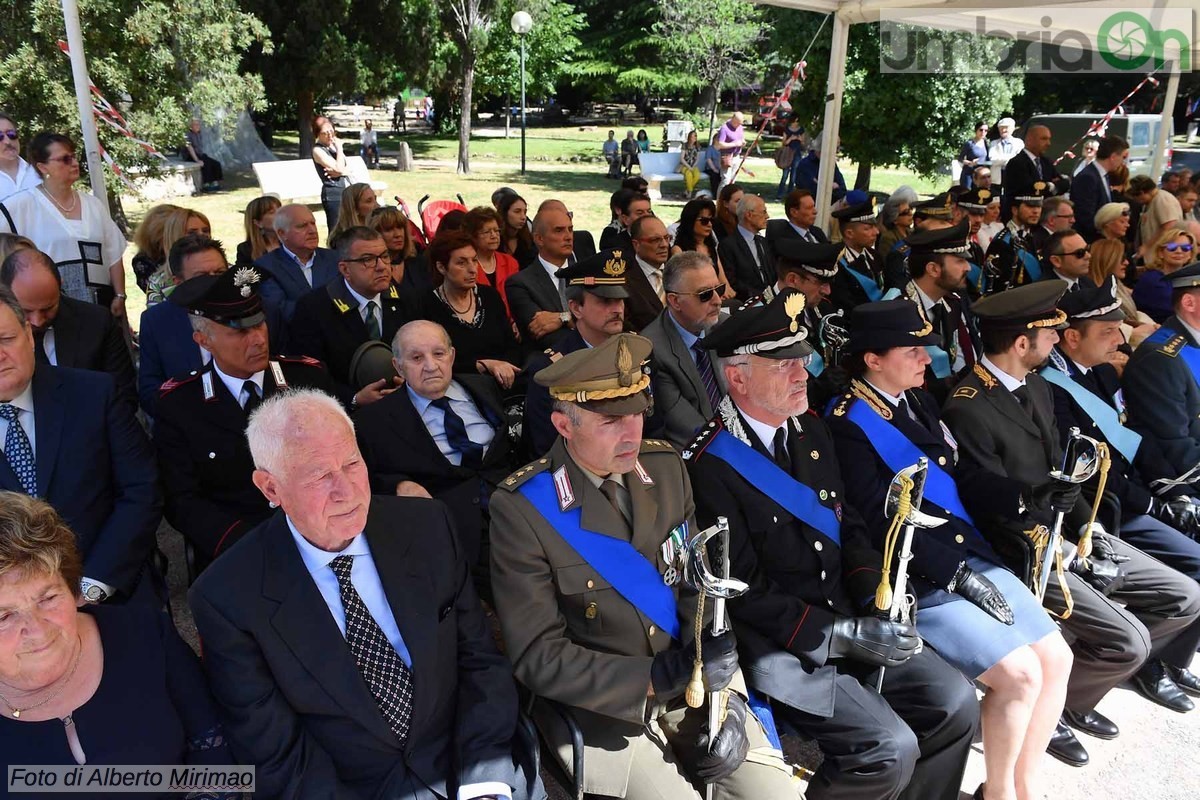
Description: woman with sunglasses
0,113,41,201
0,132,128,318
671,198,737,301
1133,226,1197,322
1089,237,1159,347
958,121,989,188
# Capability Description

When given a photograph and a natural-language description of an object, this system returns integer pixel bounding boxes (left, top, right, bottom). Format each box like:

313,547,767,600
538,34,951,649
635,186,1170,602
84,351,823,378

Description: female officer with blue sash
825,299,1071,800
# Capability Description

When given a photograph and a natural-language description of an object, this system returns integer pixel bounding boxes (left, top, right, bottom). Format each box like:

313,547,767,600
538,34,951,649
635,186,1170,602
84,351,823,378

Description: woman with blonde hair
1089,237,1158,346
329,182,379,243
130,204,180,294
235,195,281,267
145,207,211,305
366,205,426,296
1133,225,1196,322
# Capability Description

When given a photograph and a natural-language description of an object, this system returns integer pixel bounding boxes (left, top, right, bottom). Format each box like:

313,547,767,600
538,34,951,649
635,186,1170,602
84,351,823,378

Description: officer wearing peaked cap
685,289,979,800
984,181,1053,293
155,264,337,575
490,333,798,800
882,193,958,298
957,186,994,295
828,193,884,313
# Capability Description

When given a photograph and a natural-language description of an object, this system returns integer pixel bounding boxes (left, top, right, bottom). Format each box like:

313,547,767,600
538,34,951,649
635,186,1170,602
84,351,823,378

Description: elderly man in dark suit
505,207,575,348
137,233,230,415
355,320,517,590
289,226,408,408
256,203,340,331
190,389,542,800
717,193,774,297
765,189,828,247
625,214,669,330
0,285,160,605
1,247,135,409
642,251,726,448
1071,135,1128,241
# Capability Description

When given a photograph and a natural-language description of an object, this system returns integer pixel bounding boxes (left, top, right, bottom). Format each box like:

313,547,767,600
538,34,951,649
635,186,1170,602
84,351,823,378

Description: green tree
0,0,269,195
441,0,499,174
474,0,585,108
567,1,693,96
768,10,1023,189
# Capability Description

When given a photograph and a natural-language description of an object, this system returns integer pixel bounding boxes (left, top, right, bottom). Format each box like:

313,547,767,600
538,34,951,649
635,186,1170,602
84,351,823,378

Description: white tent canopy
756,0,1195,228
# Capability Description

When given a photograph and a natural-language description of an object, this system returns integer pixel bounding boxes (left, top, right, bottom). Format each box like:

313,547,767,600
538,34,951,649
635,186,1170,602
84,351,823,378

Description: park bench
637,151,683,200
252,156,386,203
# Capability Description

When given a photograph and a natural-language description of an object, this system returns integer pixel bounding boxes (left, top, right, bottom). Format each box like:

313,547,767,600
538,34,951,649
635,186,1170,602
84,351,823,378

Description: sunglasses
0,130,17,141
673,283,727,302
45,154,77,165
1164,242,1194,253
696,216,715,225
1056,247,1090,259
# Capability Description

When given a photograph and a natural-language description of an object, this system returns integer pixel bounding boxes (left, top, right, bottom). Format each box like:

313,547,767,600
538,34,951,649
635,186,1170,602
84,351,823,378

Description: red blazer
475,251,521,321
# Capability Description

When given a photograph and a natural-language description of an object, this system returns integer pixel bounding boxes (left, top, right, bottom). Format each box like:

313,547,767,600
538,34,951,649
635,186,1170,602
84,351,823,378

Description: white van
1021,113,1174,178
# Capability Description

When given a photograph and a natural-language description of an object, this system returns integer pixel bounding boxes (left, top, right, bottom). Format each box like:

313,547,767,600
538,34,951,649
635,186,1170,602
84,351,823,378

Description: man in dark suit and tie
154,265,336,573
256,203,340,332
642,251,726,448
625,215,669,330
137,233,230,415
505,207,574,348
765,189,828,248
598,189,652,251
1041,229,1098,292
1001,124,1071,222
1071,135,1128,241
717,193,774,297
0,285,160,605
355,320,517,588
289,226,409,407
536,198,597,261
1,247,135,409
190,389,542,800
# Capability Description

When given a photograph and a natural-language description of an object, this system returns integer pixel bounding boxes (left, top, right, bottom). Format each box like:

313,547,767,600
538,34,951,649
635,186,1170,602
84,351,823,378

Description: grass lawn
119,132,952,328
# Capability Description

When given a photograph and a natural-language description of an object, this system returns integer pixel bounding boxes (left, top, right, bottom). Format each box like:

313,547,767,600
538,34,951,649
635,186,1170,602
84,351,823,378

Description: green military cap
702,288,814,359
169,265,266,329
535,332,653,415
973,281,1068,332
907,218,971,259
1166,260,1200,290
913,192,955,221
554,247,630,299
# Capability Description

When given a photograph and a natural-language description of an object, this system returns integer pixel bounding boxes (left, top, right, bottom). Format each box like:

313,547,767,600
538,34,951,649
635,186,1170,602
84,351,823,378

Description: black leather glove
1044,481,1083,513
1081,526,1129,564
1151,497,1200,540
828,616,920,667
680,692,751,783
949,562,1014,625
651,629,738,702
1069,553,1126,596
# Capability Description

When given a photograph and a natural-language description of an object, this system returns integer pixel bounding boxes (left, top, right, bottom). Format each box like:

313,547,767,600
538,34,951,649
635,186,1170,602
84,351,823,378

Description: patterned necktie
0,404,36,496
328,555,414,745
364,301,382,341
431,396,484,468
691,341,722,411
241,380,261,415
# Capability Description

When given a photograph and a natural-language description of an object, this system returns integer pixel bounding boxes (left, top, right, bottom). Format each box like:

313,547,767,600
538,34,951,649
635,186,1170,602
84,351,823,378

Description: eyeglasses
696,216,715,225
343,253,390,267
45,154,77,165
897,208,914,216
636,235,671,246
672,283,727,302
0,131,17,141
752,355,814,372
1164,242,1195,253
1055,247,1090,259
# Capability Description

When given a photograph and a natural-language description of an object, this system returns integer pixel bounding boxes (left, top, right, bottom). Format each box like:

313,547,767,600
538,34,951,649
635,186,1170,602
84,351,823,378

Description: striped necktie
692,341,722,411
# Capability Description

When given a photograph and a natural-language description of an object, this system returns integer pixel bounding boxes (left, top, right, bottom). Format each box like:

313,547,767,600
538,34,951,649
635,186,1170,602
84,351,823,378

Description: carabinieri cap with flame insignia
702,288,814,359
168,264,266,330
1058,275,1127,322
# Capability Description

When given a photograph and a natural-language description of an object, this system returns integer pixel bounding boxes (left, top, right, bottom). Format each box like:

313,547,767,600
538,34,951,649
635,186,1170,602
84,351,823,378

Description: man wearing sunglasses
0,113,40,202
642,251,728,448
1042,229,1097,292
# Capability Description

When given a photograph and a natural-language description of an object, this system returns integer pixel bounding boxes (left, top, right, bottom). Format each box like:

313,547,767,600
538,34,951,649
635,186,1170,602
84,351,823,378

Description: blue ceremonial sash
844,261,883,302
704,429,841,546
520,472,681,639
843,399,978,530
1017,245,1042,282
1039,367,1142,463
967,261,982,293
925,345,952,379
1146,327,1200,392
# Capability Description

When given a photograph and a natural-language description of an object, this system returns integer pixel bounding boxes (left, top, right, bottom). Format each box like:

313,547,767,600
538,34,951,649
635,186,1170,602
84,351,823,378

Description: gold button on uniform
586,579,595,589
937,456,947,466
954,534,965,544
649,625,657,636
585,603,598,620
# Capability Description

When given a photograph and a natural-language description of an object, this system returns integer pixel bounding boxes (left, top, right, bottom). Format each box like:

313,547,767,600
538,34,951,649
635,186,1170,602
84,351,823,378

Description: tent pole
61,0,108,207
815,12,849,234
1152,63,1180,180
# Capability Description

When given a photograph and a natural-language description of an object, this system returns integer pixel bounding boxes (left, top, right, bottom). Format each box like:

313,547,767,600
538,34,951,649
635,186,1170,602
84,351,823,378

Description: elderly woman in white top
0,114,41,202
0,132,127,318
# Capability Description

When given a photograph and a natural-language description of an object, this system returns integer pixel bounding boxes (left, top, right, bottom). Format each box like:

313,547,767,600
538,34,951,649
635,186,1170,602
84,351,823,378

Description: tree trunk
457,52,476,175
855,161,872,192
298,89,316,157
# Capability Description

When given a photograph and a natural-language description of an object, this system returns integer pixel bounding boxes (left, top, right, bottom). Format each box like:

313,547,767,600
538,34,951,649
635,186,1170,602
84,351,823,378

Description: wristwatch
80,580,109,603
559,311,571,325
114,293,128,300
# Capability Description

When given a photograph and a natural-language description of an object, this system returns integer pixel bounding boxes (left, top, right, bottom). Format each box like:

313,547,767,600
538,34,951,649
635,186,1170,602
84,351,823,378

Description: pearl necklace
40,184,78,215
0,635,84,718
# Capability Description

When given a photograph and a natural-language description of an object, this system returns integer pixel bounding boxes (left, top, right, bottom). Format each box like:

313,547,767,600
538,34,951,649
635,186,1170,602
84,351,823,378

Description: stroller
395,193,468,249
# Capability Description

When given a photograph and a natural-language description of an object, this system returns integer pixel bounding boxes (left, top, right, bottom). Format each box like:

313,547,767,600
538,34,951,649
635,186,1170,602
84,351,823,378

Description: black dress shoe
1046,718,1089,767
1167,665,1200,697
1132,661,1196,713
1062,707,1119,739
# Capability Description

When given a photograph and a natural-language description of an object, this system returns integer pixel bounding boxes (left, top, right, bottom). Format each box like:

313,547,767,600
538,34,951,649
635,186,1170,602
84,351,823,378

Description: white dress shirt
980,355,1026,392
407,381,495,466
212,362,265,408
343,279,381,324
738,225,762,266
739,405,788,455
0,381,36,455
537,254,568,309
0,157,41,202
280,244,316,287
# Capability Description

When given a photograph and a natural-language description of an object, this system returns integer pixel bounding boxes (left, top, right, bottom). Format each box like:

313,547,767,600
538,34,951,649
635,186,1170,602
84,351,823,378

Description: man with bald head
1003,124,1070,222
256,203,340,331
537,198,596,260
190,389,540,800
0,247,135,409
353,320,517,587
505,206,576,347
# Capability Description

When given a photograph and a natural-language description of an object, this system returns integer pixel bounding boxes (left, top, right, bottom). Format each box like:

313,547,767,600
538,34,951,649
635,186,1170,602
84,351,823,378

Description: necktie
328,555,413,745
651,268,665,303
431,396,484,468
930,304,949,344
33,331,49,365
364,301,382,341
691,341,722,412
754,238,771,284
805,230,816,243
1034,157,1044,179
896,397,917,423
600,479,632,527
1013,385,1033,418
0,404,36,496
772,427,792,474
241,380,261,414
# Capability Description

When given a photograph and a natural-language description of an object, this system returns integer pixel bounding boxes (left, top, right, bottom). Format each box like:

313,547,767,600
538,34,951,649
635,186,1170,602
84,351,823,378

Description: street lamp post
511,11,533,174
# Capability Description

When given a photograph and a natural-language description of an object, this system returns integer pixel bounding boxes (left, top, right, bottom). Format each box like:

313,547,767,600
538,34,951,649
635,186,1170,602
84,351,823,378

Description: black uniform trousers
773,649,978,800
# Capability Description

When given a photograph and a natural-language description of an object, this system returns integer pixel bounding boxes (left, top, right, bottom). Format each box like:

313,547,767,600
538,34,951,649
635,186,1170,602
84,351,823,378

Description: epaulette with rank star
1159,335,1186,358
829,392,856,418
157,370,202,398
639,438,675,454
681,418,722,461
498,456,553,492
